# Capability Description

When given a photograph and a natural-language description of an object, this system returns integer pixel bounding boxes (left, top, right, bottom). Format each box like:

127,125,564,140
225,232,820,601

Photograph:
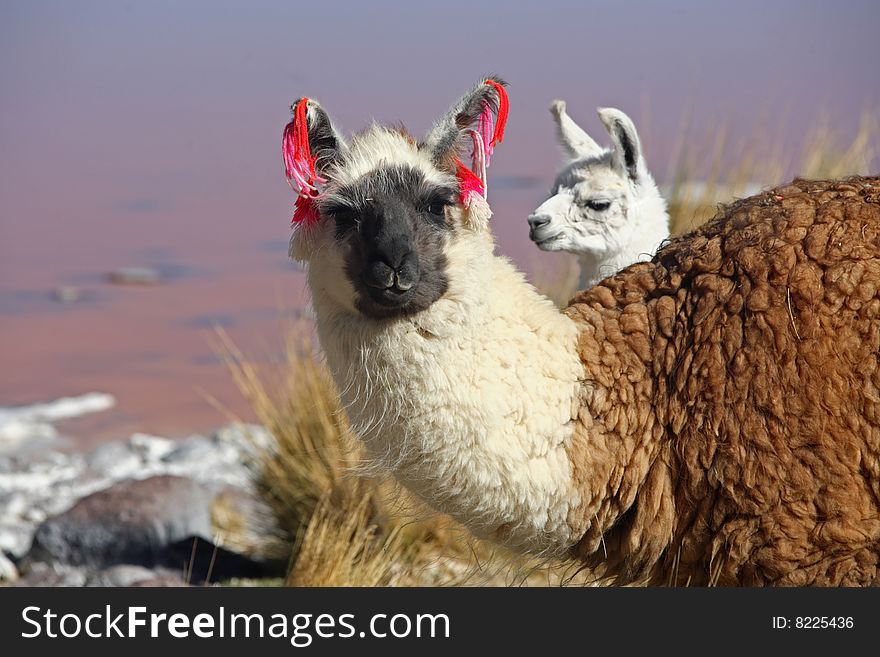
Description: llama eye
585,200,611,212
425,201,448,217
327,206,359,236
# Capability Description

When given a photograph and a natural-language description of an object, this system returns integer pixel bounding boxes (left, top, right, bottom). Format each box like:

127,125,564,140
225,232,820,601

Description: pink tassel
477,101,496,168
282,98,325,226
467,128,487,199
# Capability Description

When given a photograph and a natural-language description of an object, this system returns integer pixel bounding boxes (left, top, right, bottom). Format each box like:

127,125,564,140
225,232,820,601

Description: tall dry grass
666,109,878,235
286,495,405,586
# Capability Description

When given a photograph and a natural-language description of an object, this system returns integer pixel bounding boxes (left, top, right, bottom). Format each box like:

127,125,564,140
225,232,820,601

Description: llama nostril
528,214,551,230
394,274,414,291
365,260,395,289
392,260,418,292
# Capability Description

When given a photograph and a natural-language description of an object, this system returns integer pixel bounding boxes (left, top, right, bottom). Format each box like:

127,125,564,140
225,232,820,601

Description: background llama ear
421,76,508,169
597,107,644,181
550,100,602,160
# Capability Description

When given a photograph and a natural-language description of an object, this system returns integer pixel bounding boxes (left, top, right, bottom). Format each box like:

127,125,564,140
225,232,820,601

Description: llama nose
365,252,418,292
528,213,551,231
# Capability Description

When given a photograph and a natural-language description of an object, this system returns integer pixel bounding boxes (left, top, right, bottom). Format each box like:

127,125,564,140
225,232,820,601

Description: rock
0,393,115,427
162,536,278,584
130,573,189,587
129,433,175,461
0,523,35,559
160,434,250,489
107,267,162,285
0,552,18,582
85,564,181,587
85,440,141,478
27,475,216,568
52,286,82,303
15,562,87,587
162,435,219,466
2,410,284,585
0,449,81,485
0,393,115,453
214,423,274,454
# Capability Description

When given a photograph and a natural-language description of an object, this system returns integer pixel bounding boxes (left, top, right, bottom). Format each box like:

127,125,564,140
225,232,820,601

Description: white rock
0,393,115,453
53,286,83,303
17,562,88,587
214,423,274,454
0,524,34,558
86,441,142,478
0,412,275,576
107,267,162,285
0,552,18,581
86,565,163,587
129,433,175,461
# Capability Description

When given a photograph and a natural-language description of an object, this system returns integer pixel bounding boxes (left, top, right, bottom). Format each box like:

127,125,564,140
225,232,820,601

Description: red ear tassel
455,157,485,207
484,79,509,148
282,98,324,226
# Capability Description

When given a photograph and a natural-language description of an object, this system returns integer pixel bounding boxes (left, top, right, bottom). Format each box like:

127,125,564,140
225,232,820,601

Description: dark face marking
319,166,454,320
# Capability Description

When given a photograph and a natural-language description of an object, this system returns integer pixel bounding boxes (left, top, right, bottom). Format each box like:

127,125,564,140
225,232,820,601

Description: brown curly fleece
564,176,880,586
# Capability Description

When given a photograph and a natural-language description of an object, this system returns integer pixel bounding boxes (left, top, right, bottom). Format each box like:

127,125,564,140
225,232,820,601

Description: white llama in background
528,100,669,289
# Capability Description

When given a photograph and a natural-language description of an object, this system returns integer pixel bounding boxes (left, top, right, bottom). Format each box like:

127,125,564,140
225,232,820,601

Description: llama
528,101,669,289
282,77,880,586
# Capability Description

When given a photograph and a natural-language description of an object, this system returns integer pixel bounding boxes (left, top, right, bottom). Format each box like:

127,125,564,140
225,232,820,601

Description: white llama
282,77,880,586
528,101,669,289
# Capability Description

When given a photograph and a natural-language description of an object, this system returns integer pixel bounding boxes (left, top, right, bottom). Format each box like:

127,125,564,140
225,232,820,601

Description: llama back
564,176,880,585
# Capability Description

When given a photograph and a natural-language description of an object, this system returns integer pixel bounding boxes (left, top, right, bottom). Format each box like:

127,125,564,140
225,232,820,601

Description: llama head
286,77,508,320
528,101,651,260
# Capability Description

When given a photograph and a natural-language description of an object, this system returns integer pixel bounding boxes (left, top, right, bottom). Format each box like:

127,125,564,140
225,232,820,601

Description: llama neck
309,234,589,553
561,281,668,578
578,175,669,289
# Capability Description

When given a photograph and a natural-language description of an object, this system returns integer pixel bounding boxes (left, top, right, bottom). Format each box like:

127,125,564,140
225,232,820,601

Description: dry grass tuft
216,328,359,549
667,109,878,235
286,494,405,586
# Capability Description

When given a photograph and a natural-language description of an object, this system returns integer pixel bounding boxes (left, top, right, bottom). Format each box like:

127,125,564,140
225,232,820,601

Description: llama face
288,78,507,320
529,158,631,258
318,157,456,319
528,103,647,259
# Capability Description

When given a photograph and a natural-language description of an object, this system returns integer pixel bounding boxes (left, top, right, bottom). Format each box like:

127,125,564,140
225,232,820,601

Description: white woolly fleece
302,236,585,552
293,125,588,553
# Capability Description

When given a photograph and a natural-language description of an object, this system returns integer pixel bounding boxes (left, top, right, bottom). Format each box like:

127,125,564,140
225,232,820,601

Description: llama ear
283,98,348,227
597,107,644,181
289,98,347,178
422,76,508,167
550,100,602,160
